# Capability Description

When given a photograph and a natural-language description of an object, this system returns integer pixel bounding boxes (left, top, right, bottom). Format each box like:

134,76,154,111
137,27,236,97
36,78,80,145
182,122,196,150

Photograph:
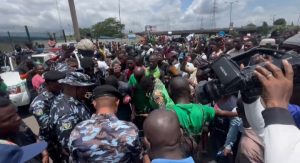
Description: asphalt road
18,108,39,135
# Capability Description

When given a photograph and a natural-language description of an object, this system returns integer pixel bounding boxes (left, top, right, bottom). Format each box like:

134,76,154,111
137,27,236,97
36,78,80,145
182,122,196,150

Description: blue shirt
152,157,195,163
288,104,300,129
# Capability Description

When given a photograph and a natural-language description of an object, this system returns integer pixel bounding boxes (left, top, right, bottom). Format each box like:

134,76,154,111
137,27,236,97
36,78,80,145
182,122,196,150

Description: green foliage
229,30,239,37
92,18,125,38
274,18,287,26
79,18,125,38
246,23,256,27
258,21,269,36
79,28,92,37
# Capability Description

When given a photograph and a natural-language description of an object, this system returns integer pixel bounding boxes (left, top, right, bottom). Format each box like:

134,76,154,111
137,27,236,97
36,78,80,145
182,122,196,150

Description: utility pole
118,0,123,40
212,0,217,28
271,14,276,25
24,25,31,42
226,1,238,29
68,0,80,42
297,13,300,26
201,16,203,29
118,0,121,24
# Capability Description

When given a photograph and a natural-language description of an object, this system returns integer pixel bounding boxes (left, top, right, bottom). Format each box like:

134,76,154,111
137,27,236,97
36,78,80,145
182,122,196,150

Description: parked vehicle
0,71,30,106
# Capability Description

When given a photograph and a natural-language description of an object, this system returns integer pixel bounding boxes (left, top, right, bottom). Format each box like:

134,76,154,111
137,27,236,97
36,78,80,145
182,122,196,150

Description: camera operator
235,99,263,163
242,60,300,163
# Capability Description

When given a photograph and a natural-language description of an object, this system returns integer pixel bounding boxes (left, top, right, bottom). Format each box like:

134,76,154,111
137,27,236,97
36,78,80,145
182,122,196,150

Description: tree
262,21,268,27
273,18,287,26
246,23,256,27
92,18,125,38
257,21,269,36
260,21,269,36
79,28,92,37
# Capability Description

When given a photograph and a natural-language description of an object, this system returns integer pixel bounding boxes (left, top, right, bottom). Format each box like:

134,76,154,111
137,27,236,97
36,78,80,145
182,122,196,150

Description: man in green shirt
168,77,219,136
145,55,163,79
140,76,174,109
128,66,152,114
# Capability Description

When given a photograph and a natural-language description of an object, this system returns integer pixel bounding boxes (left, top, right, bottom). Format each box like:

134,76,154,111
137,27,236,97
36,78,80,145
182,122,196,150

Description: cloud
0,0,299,34
253,6,265,14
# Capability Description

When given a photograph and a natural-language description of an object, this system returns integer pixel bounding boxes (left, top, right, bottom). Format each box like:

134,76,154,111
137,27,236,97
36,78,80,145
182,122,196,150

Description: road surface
19,109,39,135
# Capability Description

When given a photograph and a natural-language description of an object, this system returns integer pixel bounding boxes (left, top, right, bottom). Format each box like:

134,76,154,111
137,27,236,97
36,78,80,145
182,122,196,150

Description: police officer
49,72,95,161
29,70,66,162
68,85,143,162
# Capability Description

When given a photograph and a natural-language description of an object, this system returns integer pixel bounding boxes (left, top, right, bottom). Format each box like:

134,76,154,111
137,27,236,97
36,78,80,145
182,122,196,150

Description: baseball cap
0,140,47,163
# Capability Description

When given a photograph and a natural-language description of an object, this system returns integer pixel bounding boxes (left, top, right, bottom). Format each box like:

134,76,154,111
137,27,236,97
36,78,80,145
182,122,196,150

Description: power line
55,0,63,30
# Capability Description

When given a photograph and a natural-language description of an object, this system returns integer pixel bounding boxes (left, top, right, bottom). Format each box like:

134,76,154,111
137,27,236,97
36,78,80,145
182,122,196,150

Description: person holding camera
243,60,300,163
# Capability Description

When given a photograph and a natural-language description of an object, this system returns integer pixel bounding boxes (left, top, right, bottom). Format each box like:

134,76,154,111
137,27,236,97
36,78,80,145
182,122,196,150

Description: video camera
196,48,300,104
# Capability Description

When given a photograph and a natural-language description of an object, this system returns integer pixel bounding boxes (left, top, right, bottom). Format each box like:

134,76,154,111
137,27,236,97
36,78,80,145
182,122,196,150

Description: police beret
44,71,66,81
92,85,121,100
58,72,95,87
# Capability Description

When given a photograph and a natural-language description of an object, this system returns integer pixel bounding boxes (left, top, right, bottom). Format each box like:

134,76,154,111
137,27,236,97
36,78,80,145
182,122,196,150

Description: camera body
196,48,300,104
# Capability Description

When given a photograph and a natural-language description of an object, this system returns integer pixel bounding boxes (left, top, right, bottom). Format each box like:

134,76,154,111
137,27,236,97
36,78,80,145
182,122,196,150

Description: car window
31,57,45,65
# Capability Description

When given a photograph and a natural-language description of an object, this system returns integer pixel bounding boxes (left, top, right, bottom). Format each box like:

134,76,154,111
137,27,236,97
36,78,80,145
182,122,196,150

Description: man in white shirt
226,38,244,58
243,60,300,163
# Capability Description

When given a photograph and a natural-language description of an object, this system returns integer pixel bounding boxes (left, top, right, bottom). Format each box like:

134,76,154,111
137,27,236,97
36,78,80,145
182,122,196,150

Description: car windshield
31,57,44,65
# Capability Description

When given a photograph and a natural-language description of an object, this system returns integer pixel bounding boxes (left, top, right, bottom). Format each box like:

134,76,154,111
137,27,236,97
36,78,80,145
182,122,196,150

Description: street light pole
227,1,238,29
118,0,121,24
68,0,80,42
297,13,300,26
118,0,123,40
229,2,233,27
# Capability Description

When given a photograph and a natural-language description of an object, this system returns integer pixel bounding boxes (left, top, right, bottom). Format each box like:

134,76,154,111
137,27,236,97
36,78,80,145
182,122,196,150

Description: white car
31,53,55,65
0,54,30,107
0,71,30,107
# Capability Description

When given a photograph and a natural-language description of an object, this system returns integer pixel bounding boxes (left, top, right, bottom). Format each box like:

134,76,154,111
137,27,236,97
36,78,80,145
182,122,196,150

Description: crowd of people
0,29,300,163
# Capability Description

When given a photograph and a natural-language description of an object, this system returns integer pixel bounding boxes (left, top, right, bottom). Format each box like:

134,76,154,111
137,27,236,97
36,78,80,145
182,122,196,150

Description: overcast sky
0,0,299,33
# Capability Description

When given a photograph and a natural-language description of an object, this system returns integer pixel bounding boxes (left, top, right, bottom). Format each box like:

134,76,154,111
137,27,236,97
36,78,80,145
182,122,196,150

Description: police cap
44,70,66,82
92,85,121,100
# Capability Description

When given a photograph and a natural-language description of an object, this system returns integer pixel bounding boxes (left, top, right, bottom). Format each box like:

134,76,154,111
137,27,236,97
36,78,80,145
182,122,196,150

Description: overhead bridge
135,27,257,36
